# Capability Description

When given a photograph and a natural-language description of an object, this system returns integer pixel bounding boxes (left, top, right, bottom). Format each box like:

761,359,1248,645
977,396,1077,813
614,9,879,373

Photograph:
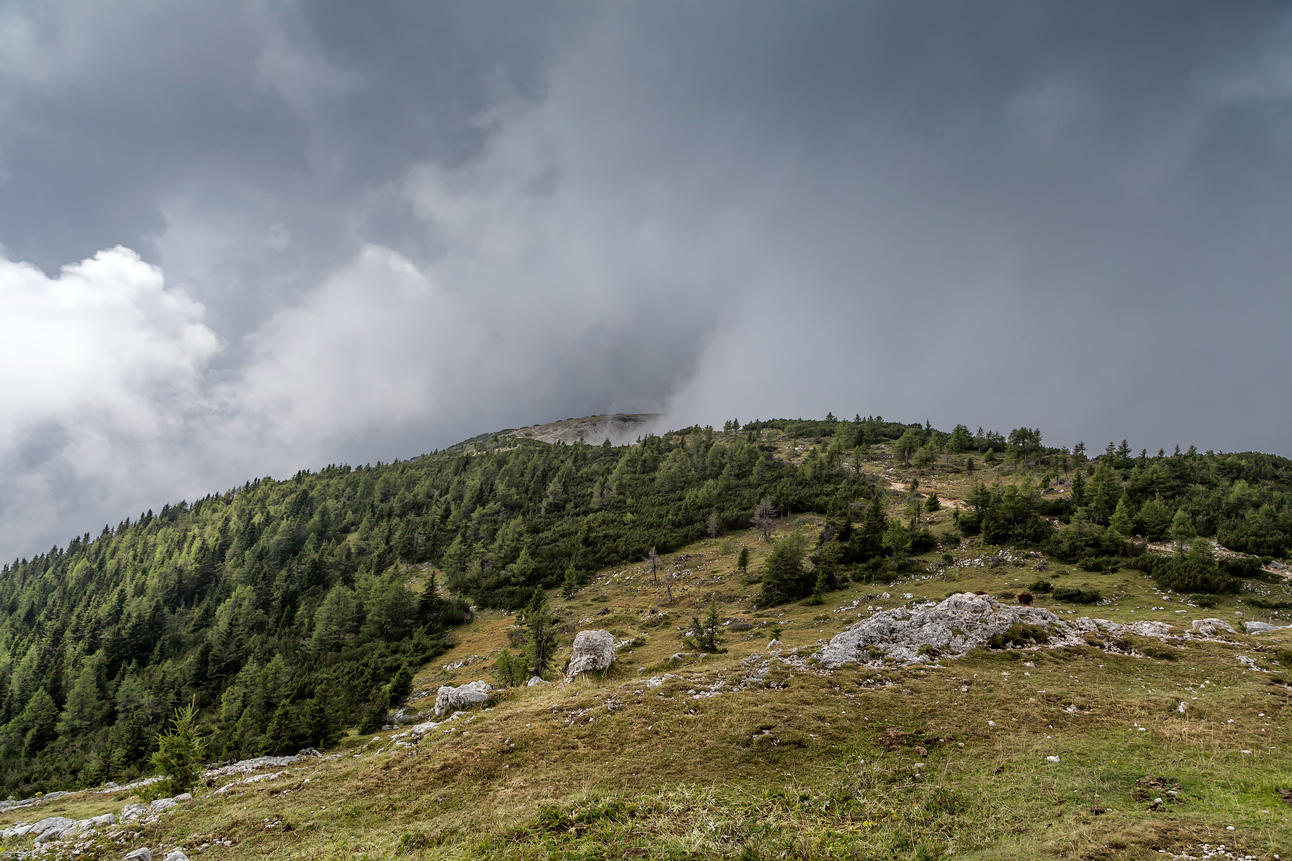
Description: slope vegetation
1,420,1290,858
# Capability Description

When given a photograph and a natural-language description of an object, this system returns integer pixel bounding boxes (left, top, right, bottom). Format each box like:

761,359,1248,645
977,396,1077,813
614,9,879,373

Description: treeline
0,416,916,794
950,441,1292,593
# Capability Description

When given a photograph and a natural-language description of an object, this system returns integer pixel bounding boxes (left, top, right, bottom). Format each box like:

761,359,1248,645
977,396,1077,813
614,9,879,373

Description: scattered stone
527,676,548,687
1244,621,1284,634
434,680,492,716
389,707,426,725
203,751,315,779
121,803,148,820
125,849,152,861
162,850,190,861
566,630,616,680
149,798,178,813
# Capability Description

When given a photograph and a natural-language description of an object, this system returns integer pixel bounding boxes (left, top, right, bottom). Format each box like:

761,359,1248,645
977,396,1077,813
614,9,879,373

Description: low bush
1051,587,1102,604
988,623,1049,649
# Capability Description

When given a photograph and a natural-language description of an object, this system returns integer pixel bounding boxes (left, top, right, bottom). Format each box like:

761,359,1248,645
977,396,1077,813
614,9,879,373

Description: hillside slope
1,423,1290,859
1,513,1289,859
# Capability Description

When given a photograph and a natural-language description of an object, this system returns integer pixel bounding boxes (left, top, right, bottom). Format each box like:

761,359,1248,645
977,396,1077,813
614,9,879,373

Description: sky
1,1,1291,561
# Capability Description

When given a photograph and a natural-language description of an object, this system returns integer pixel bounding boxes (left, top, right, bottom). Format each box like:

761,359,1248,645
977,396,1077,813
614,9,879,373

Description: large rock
434,680,492,716
816,592,1171,668
29,817,74,843
566,630,616,680
1191,618,1236,636
125,849,152,861
1245,620,1286,634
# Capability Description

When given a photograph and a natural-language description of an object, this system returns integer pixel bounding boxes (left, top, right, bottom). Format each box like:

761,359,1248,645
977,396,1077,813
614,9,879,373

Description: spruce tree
151,700,206,796
522,589,558,679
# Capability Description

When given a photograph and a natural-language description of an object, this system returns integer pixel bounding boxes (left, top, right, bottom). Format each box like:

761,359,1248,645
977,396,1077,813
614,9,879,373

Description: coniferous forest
1,415,1290,796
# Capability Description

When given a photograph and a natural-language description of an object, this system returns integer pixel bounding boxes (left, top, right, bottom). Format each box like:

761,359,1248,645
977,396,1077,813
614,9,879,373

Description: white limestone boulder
433,680,492,716
566,630,616,680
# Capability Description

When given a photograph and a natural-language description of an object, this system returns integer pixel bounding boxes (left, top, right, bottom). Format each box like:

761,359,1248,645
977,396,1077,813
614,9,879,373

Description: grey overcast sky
2,1,1290,560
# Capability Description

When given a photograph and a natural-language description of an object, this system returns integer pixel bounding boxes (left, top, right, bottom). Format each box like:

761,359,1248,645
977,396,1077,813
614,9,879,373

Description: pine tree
1109,495,1135,538
560,564,579,598
1170,508,1196,551
494,649,528,687
151,699,206,796
758,533,808,606
682,597,726,653
522,589,558,679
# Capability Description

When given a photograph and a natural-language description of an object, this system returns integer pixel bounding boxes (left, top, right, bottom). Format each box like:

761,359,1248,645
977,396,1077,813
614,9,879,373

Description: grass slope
4,442,1291,860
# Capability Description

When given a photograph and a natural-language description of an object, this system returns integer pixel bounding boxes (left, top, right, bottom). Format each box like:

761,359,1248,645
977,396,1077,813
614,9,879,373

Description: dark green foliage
0,423,877,792
1050,587,1103,604
987,624,1049,649
1028,580,1053,593
958,482,1052,546
522,589,559,679
494,649,529,687
1077,556,1124,573
150,700,204,796
682,597,726,653
1132,540,1238,594
1045,515,1133,563
1217,555,1265,580
759,534,809,606
261,701,305,756
386,664,414,704
1247,597,1292,611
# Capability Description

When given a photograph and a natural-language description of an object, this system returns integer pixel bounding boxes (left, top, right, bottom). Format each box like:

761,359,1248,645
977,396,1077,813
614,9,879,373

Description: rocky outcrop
2,812,117,844
1244,620,1287,633
816,592,1179,668
566,630,616,680
1191,618,1237,636
434,680,492,716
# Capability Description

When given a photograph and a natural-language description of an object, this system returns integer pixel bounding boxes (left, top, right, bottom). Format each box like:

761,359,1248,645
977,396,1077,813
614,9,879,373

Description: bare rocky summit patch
815,592,1178,667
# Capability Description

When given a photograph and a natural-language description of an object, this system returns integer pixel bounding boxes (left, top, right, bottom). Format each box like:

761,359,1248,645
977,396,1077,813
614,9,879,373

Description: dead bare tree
706,512,721,539
751,497,778,541
647,546,660,583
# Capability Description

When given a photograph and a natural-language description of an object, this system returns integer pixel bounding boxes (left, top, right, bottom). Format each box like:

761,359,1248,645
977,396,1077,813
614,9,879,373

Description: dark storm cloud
1,1,1290,561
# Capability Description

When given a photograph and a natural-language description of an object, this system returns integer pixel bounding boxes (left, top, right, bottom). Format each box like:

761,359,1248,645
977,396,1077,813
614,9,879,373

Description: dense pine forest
1,415,1290,796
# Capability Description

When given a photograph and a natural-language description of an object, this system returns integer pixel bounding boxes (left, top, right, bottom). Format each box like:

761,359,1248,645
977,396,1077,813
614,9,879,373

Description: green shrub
1028,580,1053,593
988,624,1049,649
1051,587,1102,604
150,700,205,797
